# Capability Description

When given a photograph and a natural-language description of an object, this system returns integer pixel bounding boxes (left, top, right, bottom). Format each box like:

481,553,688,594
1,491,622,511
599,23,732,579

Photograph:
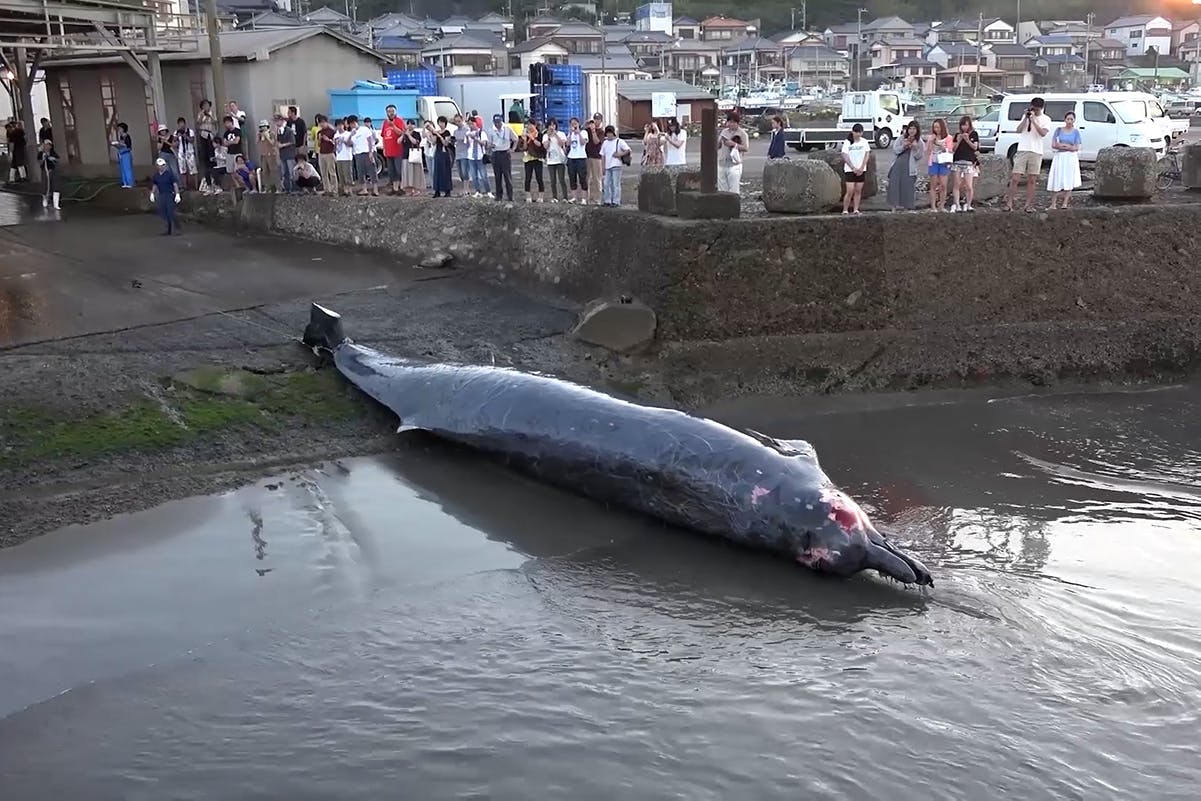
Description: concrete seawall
113,189,1201,401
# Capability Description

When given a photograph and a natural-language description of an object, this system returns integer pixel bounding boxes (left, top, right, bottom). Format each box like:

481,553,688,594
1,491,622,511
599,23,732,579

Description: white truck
785,90,917,151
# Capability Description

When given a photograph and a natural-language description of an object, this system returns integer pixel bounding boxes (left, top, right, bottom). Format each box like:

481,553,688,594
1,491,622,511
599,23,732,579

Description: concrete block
237,192,276,231
761,158,842,214
975,153,1010,201
675,170,702,195
807,150,878,199
637,169,676,215
572,296,657,353
1182,143,1201,190
676,190,741,220
1093,146,1157,199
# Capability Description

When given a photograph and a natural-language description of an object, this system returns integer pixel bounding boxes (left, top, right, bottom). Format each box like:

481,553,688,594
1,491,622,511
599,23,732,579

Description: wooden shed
615,79,717,134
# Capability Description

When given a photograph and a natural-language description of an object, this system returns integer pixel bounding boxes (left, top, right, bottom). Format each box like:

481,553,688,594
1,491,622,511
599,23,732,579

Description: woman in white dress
1047,111,1082,209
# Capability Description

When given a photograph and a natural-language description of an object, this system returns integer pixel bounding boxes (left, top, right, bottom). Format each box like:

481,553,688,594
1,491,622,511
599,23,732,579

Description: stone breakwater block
572,297,657,353
1182,143,1201,190
637,169,676,216
975,154,1010,201
1093,146,1157,199
808,150,878,198
676,190,741,220
675,170,702,195
761,158,842,214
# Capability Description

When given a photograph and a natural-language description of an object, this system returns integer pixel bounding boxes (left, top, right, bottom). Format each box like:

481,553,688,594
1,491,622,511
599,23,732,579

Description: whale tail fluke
302,303,347,352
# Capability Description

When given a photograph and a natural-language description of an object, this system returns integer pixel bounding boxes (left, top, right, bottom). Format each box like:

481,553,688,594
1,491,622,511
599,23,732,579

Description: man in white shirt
598,125,631,206
348,115,377,196
1005,96,1050,212
486,114,517,201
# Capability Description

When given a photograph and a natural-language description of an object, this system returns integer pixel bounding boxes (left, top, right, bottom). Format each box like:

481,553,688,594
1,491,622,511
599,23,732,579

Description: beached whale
302,303,933,586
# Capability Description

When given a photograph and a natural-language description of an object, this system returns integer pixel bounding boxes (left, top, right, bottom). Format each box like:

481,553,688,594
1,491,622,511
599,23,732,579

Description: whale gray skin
303,304,933,587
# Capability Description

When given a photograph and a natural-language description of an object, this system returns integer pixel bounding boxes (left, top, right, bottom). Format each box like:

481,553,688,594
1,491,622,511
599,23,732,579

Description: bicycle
1157,148,1182,191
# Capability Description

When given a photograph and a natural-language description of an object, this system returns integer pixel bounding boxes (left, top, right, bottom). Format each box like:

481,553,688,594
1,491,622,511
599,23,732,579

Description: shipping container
587,73,618,128
546,64,583,86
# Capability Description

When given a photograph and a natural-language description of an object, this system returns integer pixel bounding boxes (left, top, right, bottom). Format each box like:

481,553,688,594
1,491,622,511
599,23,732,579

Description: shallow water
3,384,1200,800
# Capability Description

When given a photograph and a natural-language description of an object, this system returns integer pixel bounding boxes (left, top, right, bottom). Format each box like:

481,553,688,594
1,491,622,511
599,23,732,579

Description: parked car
994,92,1167,164
974,108,1000,152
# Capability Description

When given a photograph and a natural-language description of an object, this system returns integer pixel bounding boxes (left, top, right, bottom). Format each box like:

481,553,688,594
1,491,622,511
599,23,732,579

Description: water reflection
380,443,930,633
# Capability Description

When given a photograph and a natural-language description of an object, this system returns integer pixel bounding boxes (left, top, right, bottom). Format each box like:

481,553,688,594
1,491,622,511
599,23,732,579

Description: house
699,16,754,42
785,43,850,87
936,64,1005,93
302,6,352,31
674,16,700,40
237,10,301,30
1104,15,1172,57
1179,38,1201,83
421,30,506,76
509,37,569,75
526,14,563,40
861,16,914,41
1172,19,1201,52
1015,21,1042,46
569,49,642,78
530,20,606,54
1025,34,1076,58
615,78,715,129
926,18,980,45
979,18,1016,44
823,22,859,51
1034,53,1086,90
722,37,785,81
39,27,390,177
867,56,937,94
985,42,1034,90
1084,38,1128,84
925,42,985,69
868,38,925,70
1043,21,1097,47
773,30,823,46
664,39,723,85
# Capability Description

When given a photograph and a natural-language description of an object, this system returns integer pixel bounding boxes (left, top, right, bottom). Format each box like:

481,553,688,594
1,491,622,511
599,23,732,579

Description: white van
994,92,1167,164
836,90,916,149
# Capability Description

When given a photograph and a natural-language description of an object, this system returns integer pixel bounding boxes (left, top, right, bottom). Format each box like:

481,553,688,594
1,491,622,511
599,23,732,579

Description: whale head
762,486,934,586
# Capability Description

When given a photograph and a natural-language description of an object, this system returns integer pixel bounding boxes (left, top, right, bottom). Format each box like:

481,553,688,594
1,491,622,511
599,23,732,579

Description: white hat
157,124,168,132
155,157,166,166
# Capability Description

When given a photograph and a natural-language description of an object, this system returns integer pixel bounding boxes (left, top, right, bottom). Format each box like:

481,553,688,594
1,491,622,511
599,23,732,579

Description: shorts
844,172,865,183
1012,150,1042,176
928,162,951,177
179,152,196,174
951,161,976,175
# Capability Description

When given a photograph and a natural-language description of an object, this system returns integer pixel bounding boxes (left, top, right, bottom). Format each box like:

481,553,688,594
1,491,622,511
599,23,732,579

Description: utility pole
855,7,867,90
791,3,806,32
1084,12,1094,86
205,0,226,116
974,12,982,97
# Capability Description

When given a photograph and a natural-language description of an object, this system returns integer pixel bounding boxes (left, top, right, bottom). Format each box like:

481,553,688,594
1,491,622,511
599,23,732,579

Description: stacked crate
384,67,438,95
538,64,585,126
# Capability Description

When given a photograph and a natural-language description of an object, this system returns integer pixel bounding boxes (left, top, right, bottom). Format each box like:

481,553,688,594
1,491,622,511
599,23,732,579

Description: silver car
974,108,1000,153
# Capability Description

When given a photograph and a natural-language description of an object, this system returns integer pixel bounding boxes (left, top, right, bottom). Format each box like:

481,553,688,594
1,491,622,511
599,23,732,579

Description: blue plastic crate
543,85,584,102
384,67,437,95
547,64,582,86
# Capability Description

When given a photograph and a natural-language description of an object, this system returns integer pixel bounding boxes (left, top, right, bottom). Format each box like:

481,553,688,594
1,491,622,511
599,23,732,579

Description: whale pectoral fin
396,423,425,434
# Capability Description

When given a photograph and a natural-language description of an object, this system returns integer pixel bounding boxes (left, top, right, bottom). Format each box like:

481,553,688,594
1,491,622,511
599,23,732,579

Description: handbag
407,146,423,164
936,151,953,164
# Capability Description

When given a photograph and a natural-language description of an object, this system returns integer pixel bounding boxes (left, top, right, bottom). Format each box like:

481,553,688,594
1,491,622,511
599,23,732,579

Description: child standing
599,125,630,207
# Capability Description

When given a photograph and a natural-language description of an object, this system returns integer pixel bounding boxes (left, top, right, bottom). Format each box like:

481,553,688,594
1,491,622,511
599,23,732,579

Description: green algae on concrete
0,367,364,466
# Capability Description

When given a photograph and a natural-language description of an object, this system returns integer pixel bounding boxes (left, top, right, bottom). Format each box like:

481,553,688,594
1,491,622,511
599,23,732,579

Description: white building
1104,15,1173,57
634,3,673,36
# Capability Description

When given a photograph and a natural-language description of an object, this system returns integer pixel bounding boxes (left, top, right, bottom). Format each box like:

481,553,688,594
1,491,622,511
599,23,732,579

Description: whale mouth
866,538,934,587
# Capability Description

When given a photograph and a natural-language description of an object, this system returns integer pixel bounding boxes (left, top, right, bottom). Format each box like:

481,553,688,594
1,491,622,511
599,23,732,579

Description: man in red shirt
381,104,406,195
